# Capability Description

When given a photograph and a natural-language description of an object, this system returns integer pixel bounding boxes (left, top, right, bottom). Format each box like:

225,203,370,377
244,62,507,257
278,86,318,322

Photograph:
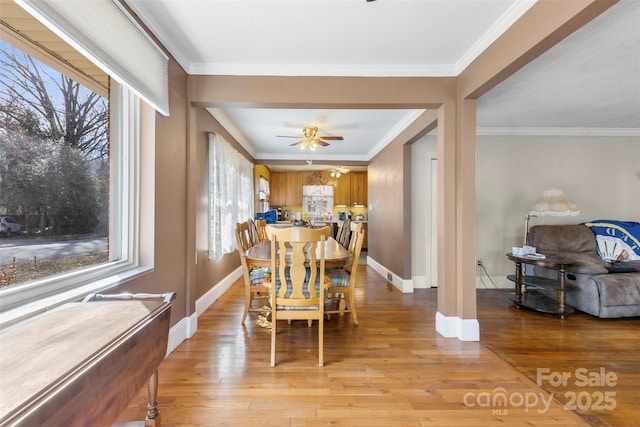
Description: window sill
0,266,153,328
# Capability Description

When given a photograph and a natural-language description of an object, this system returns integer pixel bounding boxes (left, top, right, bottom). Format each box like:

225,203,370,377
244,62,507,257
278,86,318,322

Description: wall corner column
435,99,479,342
456,98,479,341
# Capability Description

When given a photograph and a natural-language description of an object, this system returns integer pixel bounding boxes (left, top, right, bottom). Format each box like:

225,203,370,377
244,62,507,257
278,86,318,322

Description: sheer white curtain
209,133,254,260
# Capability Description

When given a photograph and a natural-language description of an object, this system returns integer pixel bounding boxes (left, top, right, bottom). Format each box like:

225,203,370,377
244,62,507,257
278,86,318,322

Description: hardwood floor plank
477,289,640,427
115,267,640,426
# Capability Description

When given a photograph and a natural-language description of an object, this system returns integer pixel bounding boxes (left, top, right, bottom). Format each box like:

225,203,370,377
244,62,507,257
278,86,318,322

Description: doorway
428,156,438,287
410,136,437,289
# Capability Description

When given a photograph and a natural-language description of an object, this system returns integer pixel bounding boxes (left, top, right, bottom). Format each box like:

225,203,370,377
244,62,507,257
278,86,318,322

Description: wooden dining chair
315,224,333,238
264,226,332,367
235,222,270,324
246,219,260,246
255,219,268,242
347,222,363,255
336,218,351,248
325,224,365,325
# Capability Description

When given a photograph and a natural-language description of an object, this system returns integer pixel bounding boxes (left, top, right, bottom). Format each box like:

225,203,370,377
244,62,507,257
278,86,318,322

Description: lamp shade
529,188,580,217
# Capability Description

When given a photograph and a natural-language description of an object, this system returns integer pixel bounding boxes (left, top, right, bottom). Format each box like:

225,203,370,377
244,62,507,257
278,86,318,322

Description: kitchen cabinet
270,171,302,206
285,171,303,205
333,174,351,206
350,171,368,206
270,172,286,206
271,170,364,207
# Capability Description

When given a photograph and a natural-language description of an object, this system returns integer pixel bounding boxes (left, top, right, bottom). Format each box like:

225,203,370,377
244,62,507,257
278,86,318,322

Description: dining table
243,236,351,269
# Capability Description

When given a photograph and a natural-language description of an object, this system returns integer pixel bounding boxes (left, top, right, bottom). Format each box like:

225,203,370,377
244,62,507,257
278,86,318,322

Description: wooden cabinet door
270,172,286,206
350,172,368,206
285,172,303,206
333,174,351,206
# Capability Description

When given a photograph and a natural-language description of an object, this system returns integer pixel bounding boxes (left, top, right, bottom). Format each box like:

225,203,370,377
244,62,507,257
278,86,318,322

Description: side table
506,253,576,319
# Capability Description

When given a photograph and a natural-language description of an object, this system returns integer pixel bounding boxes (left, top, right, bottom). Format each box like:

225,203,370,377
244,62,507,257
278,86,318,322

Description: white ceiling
127,0,640,165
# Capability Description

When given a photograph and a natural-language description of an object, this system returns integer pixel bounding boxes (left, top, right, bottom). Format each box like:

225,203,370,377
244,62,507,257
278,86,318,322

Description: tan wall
368,110,439,278
367,131,405,276
477,135,640,287
193,108,251,301
107,58,250,324
110,58,190,324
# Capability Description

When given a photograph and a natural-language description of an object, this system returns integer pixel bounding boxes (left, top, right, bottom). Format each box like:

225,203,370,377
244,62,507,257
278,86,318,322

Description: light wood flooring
119,267,639,426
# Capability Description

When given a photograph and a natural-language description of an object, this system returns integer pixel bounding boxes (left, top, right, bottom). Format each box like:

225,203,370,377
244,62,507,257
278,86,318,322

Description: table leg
558,266,567,319
145,370,160,426
514,261,522,303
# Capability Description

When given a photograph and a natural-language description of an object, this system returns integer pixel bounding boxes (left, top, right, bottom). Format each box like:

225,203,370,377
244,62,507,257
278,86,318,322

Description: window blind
15,0,169,116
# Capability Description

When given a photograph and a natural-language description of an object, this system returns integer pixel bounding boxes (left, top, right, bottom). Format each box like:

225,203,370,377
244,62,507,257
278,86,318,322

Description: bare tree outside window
0,40,110,287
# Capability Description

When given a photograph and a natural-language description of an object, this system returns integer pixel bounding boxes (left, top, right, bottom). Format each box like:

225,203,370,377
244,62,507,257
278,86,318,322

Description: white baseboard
167,267,482,354
166,267,242,356
165,312,197,356
435,312,480,341
195,267,242,316
412,275,428,289
367,256,413,293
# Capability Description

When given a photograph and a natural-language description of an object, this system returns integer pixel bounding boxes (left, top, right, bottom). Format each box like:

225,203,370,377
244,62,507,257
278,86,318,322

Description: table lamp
524,188,580,245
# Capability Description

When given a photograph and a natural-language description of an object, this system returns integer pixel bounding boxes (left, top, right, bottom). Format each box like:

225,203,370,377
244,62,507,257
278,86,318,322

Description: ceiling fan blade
277,135,302,138
289,140,303,146
317,140,330,147
318,136,344,140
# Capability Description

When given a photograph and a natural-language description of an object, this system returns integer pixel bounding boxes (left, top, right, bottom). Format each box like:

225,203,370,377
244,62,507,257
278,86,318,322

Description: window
0,40,146,319
208,133,254,261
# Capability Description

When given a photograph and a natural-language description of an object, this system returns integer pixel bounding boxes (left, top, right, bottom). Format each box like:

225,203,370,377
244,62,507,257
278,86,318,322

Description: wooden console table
506,253,575,319
0,292,175,427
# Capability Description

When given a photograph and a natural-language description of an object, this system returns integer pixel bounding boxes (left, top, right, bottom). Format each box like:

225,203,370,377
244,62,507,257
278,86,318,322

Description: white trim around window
0,84,153,327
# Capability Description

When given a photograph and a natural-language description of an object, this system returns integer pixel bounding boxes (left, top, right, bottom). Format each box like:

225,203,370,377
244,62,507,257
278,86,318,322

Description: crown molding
188,62,456,77
125,0,193,73
206,108,256,156
477,127,640,137
253,152,370,162
455,0,536,74
368,110,426,159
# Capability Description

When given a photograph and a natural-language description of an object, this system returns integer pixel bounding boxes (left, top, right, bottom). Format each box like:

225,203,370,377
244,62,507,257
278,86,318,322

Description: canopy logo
463,367,618,415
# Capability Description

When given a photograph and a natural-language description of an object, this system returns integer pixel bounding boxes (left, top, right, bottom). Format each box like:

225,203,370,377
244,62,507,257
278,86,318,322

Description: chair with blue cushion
264,226,332,367
325,223,364,324
236,221,270,324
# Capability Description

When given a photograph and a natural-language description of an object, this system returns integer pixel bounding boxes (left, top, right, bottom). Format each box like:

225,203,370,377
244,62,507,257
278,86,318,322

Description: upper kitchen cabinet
270,171,302,206
350,171,368,206
270,172,286,206
270,170,364,207
333,175,351,206
285,171,303,206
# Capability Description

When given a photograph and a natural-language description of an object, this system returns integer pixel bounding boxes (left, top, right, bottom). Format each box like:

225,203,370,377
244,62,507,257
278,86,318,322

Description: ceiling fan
328,166,350,178
277,126,344,151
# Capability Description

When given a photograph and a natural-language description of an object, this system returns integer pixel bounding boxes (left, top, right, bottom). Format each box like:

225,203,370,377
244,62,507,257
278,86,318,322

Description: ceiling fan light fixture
280,125,343,151
303,126,318,139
